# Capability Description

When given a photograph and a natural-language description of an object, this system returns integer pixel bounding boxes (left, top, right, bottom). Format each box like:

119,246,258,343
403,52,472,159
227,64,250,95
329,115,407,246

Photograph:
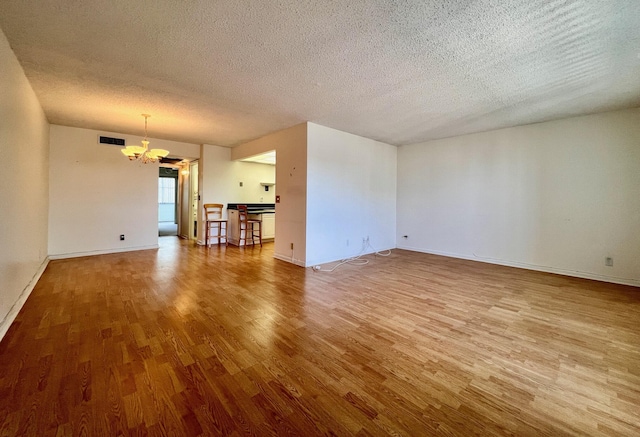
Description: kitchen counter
227,203,275,214
227,204,276,245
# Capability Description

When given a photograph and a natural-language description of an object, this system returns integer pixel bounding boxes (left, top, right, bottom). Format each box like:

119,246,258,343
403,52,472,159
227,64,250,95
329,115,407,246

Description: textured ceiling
1,0,639,147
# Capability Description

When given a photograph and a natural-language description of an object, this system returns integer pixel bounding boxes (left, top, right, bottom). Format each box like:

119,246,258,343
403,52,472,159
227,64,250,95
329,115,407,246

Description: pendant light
121,114,169,163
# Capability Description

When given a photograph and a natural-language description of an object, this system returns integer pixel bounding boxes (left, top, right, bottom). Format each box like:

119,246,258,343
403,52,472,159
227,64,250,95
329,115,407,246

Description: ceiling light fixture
121,114,169,163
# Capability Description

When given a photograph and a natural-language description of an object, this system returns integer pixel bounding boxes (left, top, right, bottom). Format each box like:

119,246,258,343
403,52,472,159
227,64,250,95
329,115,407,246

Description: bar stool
238,205,262,247
203,203,228,246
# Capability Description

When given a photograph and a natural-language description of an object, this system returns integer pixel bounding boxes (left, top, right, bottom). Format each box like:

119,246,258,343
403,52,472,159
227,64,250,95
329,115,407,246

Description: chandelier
121,114,169,163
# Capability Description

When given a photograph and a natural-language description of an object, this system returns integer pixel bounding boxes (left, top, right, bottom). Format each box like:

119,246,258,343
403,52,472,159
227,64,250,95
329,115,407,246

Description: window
158,177,176,204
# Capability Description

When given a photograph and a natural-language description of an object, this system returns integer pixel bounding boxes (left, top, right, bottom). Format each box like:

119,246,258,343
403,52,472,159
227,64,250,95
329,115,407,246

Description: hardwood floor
1,238,638,436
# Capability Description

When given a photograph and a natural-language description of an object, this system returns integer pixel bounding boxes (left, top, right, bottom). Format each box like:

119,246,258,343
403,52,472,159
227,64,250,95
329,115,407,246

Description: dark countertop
227,203,275,214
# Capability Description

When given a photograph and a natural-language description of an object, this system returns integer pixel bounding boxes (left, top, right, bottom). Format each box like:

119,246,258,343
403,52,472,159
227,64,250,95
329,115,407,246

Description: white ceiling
1,0,639,147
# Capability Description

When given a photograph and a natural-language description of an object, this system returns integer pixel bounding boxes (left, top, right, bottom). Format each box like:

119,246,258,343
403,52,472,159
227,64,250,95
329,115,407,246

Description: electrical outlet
120,234,125,241
605,257,613,267
290,243,294,250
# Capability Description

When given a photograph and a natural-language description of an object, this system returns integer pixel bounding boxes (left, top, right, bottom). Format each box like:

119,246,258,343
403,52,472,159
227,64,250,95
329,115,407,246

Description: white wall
203,148,276,208
397,108,640,286
306,123,397,266
49,125,198,257
235,162,276,204
0,28,50,340
232,123,397,267
199,145,230,241
232,124,308,264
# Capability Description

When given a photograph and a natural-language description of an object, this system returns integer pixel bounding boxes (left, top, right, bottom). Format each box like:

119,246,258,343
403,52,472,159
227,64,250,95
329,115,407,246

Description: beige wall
48,125,198,257
232,124,308,264
0,27,50,339
398,108,640,286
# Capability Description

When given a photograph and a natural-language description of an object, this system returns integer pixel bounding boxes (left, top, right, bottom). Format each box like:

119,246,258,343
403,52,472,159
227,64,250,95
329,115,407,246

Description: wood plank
0,238,638,436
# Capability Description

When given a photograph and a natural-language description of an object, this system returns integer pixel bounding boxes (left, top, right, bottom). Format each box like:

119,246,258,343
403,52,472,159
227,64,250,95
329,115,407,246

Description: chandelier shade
121,114,169,163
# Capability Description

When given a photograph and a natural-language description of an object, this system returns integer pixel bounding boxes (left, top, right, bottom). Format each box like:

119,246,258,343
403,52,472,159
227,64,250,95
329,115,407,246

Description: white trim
48,245,159,260
0,257,50,342
397,245,640,288
273,253,306,267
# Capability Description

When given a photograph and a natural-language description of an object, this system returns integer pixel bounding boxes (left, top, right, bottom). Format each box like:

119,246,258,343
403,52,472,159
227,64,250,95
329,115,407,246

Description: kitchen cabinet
228,209,275,245
261,213,275,240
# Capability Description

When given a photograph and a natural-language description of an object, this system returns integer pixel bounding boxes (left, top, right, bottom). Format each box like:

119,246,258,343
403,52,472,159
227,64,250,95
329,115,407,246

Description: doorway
188,161,199,240
158,167,178,236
